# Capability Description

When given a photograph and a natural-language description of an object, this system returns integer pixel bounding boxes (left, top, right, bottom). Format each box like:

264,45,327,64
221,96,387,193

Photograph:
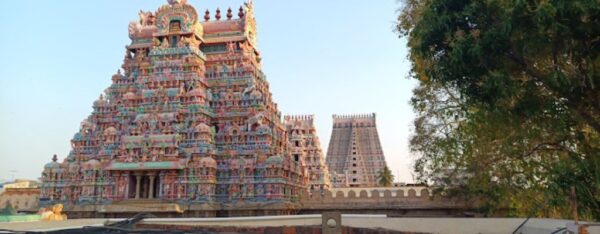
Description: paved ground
0,216,591,234
0,219,107,232
139,216,526,234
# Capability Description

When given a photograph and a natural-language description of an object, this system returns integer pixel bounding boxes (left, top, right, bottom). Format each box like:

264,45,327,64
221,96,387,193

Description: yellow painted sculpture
40,204,67,221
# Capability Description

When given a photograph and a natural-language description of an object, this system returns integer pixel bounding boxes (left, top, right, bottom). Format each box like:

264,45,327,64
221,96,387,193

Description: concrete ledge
98,203,184,213
132,214,324,227
0,214,41,223
0,219,108,232
0,216,596,234
105,214,384,223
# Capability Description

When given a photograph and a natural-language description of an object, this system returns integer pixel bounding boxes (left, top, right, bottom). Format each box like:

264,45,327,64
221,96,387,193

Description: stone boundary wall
298,187,472,216
327,187,431,199
301,186,434,203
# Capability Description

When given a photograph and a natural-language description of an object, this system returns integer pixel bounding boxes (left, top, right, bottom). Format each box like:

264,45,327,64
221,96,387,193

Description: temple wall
326,186,430,198
298,187,475,217
301,187,434,204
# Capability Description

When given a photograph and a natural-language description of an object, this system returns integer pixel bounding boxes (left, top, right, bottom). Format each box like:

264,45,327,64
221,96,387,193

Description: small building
2,180,40,190
0,180,40,212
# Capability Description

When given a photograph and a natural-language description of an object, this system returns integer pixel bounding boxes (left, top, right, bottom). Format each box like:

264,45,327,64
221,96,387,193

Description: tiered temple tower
284,115,331,194
326,113,387,187
40,0,307,212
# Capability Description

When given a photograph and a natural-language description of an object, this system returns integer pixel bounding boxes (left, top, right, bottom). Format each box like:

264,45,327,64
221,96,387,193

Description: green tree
1,201,16,215
399,0,600,220
378,165,395,187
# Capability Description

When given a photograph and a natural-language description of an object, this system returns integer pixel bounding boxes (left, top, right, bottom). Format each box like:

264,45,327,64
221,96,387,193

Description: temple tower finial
215,8,222,20
167,0,187,6
204,9,210,21
238,6,245,18
227,7,233,20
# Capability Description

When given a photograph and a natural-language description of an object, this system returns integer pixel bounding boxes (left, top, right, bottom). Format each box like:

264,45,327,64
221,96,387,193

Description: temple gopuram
326,114,387,187
40,0,309,217
284,115,331,194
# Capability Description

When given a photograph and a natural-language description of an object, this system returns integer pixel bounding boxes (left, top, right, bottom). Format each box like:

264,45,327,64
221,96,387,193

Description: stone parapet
298,187,475,217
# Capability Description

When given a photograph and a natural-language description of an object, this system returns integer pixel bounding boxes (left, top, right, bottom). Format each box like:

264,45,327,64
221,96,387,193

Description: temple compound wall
299,187,476,217
326,114,387,187
39,0,307,216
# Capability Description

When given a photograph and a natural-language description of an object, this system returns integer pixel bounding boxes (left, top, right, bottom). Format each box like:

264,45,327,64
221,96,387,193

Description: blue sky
0,0,417,183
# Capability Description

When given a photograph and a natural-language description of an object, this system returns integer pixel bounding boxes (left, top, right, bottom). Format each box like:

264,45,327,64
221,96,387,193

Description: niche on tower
169,19,182,33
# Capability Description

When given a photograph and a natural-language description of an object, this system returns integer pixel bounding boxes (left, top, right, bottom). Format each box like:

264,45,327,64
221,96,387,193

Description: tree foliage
378,165,395,187
1,201,16,216
398,0,600,220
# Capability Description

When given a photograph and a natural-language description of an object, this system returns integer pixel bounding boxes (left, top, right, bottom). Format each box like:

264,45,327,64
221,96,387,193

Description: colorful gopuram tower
284,115,331,194
325,113,387,187
40,0,307,214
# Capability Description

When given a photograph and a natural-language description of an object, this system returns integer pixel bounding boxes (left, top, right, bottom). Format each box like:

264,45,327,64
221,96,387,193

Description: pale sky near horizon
0,1,418,183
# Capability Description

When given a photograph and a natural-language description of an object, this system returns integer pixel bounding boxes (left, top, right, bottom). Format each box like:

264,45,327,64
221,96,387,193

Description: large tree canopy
399,0,599,220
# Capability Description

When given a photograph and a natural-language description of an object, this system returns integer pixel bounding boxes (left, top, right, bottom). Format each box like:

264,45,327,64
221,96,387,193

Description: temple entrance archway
140,175,160,199
128,174,136,199
127,171,160,199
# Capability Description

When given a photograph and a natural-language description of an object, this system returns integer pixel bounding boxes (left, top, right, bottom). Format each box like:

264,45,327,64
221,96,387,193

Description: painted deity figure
148,120,157,133
179,82,186,96
229,184,240,199
195,184,203,199
151,148,159,162
97,186,104,199
138,10,155,26
195,166,203,178
163,175,175,199
247,184,254,197
74,187,81,199
64,187,73,202
161,37,170,49
201,185,210,197
117,177,127,198
126,150,135,162
177,36,185,48
185,35,198,48
256,184,264,196
266,184,272,199
118,148,127,161
227,41,236,54
104,186,113,199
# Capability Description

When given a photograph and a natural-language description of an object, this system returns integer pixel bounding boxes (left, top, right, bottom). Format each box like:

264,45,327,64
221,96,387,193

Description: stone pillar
322,212,342,234
135,174,142,199
148,174,156,199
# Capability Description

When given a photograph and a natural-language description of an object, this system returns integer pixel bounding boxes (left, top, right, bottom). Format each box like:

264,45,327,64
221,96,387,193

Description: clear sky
0,1,417,183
